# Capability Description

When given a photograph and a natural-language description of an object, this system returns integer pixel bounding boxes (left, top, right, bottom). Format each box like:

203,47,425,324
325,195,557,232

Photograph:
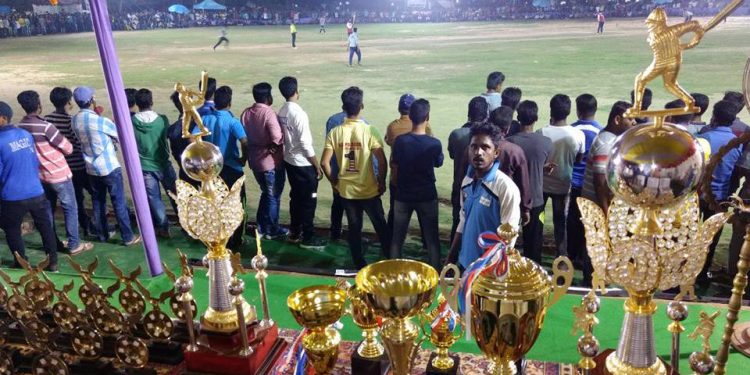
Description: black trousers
522,204,545,265
0,195,58,267
330,191,345,239
286,162,318,240
291,32,296,47
567,187,586,262
220,167,246,249
388,184,426,249
699,199,725,281
213,36,229,49
341,196,391,269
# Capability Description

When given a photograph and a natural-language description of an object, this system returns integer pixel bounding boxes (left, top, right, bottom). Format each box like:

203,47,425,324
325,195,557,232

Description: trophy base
351,342,389,375
122,367,158,375
68,358,116,374
731,321,750,357
588,349,673,375
426,352,461,375
184,323,283,375
148,340,185,365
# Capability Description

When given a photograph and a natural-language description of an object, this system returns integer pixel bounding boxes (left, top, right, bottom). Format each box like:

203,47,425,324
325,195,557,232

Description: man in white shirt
537,94,584,257
278,76,326,249
348,27,361,67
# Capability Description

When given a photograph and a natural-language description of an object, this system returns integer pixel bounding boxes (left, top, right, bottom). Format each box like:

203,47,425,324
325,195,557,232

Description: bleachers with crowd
2,0,750,38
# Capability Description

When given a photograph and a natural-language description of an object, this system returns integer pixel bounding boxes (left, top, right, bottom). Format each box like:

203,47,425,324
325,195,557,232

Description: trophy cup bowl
355,259,439,375
421,297,462,373
471,251,572,375
287,285,347,375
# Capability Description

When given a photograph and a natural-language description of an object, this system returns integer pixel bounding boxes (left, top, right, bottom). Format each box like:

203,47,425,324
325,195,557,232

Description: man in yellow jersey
290,22,297,49
321,87,390,269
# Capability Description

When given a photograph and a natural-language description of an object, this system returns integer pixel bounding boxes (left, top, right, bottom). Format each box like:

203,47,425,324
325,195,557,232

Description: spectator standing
688,92,710,134
697,100,743,285
481,71,505,112
45,87,95,238
321,86,390,269
390,99,443,270
538,94,584,257
17,90,92,255
198,77,217,117
489,106,531,225
448,123,521,269
131,88,176,238
448,97,488,243
580,101,634,285
201,86,249,248
71,87,141,246
501,87,523,137
166,91,193,186
568,94,601,267
0,101,59,271
242,82,287,239
278,77,326,249
508,100,552,264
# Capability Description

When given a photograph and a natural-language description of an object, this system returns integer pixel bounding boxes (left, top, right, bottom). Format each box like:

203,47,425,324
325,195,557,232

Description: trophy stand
172,71,286,375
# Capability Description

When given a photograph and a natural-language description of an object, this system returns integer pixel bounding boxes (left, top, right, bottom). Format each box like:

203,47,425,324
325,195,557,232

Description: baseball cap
0,101,12,121
398,93,415,113
73,86,95,105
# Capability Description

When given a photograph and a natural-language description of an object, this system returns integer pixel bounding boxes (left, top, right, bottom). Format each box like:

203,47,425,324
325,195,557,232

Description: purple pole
87,0,163,276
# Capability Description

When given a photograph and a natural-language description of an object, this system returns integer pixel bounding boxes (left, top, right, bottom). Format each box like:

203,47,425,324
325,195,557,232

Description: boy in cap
71,87,141,246
0,101,59,271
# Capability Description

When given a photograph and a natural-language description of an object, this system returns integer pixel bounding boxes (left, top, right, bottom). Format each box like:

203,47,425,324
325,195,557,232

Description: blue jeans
349,47,361,65
253,167,285,236
89,168,135,243
143,166,177,231
43,179,80,249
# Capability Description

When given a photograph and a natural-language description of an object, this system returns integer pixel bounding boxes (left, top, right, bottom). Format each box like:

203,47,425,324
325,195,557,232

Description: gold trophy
688,311,720,374
572,291,601,375
287,285,347,374
576,4,744,374
445,224,572,375
336,279,387,374
355,259,438,375
421,294,462,375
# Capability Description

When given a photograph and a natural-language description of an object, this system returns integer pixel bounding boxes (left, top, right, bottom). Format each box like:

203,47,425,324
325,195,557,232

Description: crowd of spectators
2,0,750,38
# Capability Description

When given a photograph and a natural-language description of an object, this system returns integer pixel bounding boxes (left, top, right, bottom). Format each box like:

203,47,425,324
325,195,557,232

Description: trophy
171,71,286,374
287,285,347,374
572,291,601,375
688,311,720,374
336,279,387,375
666,300,689,374
576,4,745,373
444,224,572,375
420,294,462,375
355,259,438,375
163,251,199,346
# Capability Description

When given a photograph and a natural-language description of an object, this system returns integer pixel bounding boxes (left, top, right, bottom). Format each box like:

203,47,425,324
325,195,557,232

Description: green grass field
1,17,749,270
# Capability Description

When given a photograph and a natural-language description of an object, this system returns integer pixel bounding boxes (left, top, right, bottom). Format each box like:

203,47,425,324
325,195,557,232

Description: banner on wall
32,4,84,14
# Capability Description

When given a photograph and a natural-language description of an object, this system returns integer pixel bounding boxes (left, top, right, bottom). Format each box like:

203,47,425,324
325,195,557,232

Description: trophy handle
439,264,461,312
549,256,574,307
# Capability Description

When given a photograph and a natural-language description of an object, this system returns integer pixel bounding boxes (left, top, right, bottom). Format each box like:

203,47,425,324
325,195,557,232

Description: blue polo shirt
571,119,602,189
458,161,505,268
0,126,44,201
698,126,742,201
196,109,247,173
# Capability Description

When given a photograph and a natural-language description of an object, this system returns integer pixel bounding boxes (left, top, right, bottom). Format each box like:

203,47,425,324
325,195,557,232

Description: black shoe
300,236,327,250
45,264,59,273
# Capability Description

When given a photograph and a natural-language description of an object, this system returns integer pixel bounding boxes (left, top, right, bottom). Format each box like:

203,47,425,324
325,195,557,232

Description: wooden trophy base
68,358,116,374
425,352,461,375
184,323,285,375
588,349,673,375
350,342,389,375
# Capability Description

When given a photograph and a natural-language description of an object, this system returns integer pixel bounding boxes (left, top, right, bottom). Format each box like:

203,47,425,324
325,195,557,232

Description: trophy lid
472,250,552,301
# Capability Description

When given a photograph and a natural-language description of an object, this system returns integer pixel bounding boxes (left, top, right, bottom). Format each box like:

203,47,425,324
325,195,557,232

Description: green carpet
2,268,748,373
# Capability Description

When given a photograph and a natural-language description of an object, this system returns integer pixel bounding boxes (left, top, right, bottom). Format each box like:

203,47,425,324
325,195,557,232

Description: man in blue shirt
390,99,444,270
447,123,521,269
197,76,217,117
0,101,58,271
197,86,248,248
568,93,601,267
697,100,743,285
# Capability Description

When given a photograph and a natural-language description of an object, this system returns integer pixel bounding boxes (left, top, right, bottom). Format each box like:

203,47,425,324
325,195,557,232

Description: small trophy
571,291,601,375
133,278,184,365
229,252,254,357
421,294,462,375
163,250,199,345
110,261,147,321
667,297,689,374
336,279,387,375
688,311,720,375
253,230,273,329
